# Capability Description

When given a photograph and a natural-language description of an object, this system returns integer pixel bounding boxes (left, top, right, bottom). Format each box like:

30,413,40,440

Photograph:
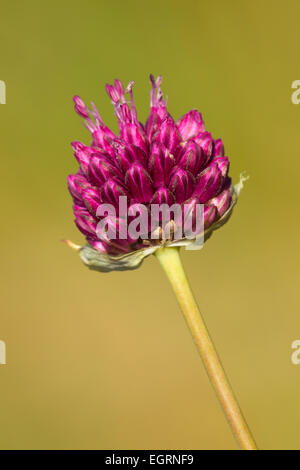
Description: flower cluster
68,75,236,264
67,76,245,271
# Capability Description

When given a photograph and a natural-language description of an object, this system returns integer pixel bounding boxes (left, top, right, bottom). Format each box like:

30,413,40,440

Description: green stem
155,246,257,450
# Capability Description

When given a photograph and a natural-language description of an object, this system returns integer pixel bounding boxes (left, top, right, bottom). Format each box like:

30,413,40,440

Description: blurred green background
0,0,299,450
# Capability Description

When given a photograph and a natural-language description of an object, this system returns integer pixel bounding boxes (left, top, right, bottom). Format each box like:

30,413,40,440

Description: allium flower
67,75,244,272
65,76,256,450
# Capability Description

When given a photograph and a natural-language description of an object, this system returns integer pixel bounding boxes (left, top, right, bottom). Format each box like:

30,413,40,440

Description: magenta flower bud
203,204,218,229
75,212,97,238
68,173,90,203
116,144,147,172
150,187,175,205
153,117,181,155
194,132,213,163
105,84,120,104
168,167,195,203
193,163,223,203
105,79,126,105
145,112,160,142
88,155,123,186
91,128,118,158
213,139,225,157
73,203,89,217
114,79,124,97
119,103,133,123
210,188,232,217
182,196,200,235
177,141,205,176
145,75,168,141
149,145,175,188
100,178,129,209
125,163,154,203
68,75,240,261
71,141,93,175
120,123,148,154
145,109,168,143
177,110,205,141
73,95,89,118
213,156,229,177
81,187,101,216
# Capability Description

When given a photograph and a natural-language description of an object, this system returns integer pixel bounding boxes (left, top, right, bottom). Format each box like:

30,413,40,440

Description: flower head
67,76,245,271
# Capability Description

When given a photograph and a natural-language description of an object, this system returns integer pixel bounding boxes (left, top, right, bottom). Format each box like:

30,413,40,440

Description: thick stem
155,246,257,450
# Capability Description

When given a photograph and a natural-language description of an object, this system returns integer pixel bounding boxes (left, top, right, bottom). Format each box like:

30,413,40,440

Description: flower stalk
155,246,257,450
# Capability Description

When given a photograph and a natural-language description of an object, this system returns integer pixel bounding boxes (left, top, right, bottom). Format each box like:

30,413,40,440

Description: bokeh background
0,0,299,450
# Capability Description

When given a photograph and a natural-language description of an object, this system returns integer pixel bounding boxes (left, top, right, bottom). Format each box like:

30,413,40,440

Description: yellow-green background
0,0,299,450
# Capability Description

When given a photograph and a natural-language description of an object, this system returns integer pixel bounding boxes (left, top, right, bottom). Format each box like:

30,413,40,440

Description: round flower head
67,76,246,272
